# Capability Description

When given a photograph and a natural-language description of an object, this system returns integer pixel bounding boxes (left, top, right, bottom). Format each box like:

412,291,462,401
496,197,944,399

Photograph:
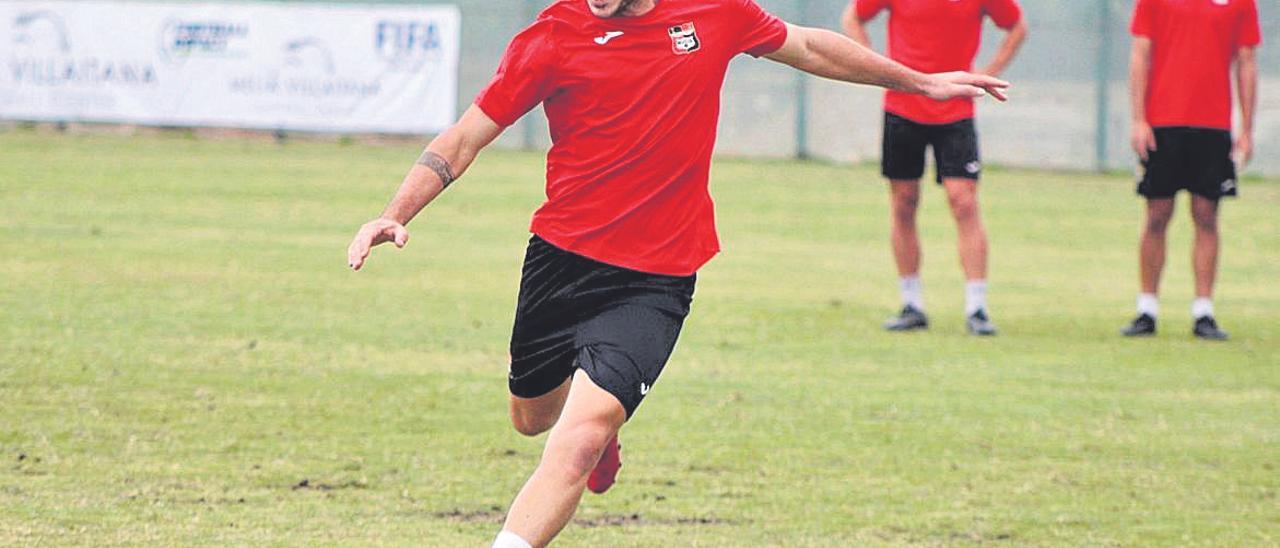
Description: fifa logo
668,22,700,55
375,20,442,61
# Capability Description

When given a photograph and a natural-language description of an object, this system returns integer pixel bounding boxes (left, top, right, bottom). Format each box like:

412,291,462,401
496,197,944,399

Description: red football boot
586,435,621,494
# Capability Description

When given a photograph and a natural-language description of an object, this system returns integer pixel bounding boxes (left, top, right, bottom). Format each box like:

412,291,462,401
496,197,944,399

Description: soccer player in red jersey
843,0,1027,336
1123,0,1261,340
346,0,1008,545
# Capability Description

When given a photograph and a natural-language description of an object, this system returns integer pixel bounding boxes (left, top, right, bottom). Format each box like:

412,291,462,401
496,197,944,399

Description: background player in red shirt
1123,0,1261,340
843,0,1027,336
346,0,1008,545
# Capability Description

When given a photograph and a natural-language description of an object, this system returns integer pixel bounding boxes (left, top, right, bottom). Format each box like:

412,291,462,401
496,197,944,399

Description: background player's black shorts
1138,127,1238,201
508,235,695,419
882,112,982,183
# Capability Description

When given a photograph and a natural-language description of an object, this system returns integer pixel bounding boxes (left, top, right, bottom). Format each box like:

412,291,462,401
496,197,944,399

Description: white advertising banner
0,1,460,133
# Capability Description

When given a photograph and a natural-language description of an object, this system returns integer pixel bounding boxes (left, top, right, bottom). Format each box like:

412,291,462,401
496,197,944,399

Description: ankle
1191,297,1214,319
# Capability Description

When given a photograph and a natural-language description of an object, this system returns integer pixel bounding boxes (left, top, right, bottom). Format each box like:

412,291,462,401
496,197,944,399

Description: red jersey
855,0,1022,125
474,0,787,276
1131,0,1262,131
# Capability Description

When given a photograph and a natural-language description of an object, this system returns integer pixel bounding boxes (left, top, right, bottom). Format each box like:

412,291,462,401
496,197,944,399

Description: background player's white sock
493,531,532,548
1137,293,1159,317
964,280,988,316
900,275,924,310
1191,298,1214,320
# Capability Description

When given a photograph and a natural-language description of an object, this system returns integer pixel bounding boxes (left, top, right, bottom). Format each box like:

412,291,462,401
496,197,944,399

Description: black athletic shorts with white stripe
507,235,695,419
882,112,982,184
1138,127,1238,201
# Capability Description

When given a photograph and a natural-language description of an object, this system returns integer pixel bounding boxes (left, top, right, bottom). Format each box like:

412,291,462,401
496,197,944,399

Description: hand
347,218,409,271
1233,132,1253,168
1131,121,1157,162
922,72,1010,102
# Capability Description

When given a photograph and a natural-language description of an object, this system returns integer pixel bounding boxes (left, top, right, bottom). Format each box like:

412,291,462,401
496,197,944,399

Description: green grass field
1,127,1277,546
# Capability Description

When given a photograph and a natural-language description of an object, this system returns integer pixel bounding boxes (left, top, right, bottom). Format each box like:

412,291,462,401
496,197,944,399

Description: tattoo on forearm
416,150,457,189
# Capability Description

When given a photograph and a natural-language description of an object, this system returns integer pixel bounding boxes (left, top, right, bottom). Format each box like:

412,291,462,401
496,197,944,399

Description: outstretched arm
979,21,1028,77
347,105,503,270
764,23,1009,102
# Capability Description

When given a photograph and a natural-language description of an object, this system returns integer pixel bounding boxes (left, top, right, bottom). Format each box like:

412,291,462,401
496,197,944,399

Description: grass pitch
1,128,1277,546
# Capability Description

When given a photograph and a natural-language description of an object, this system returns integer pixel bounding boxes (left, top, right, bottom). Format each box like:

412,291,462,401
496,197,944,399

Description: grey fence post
521,0,539,151
1095,0,1114,172
794,0,810,159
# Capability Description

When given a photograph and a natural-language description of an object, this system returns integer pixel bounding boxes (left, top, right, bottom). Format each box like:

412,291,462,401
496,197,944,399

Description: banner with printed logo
0,1,460,133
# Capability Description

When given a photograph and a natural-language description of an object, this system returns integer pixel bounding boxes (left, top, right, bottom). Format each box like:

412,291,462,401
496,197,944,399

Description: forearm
1237,55,1258,135
377,105,497,225
378,135,471,225
377,150,453,226
981,22,1027,76
784,25,929,94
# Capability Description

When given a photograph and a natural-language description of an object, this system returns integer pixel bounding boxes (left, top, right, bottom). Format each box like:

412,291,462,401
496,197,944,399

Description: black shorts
508,235,695,419
1138,127,1238,201
882,112,982,183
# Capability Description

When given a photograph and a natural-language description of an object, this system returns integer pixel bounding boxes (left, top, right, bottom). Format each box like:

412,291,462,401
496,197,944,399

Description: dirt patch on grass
675,516,736,526
433,506,505,524
873,527,1016,544
577,513,737,528
575,513,644,527
291,479,368,491
433,507,737,528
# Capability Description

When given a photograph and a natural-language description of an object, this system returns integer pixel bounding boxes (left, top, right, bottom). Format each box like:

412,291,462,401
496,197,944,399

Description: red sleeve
733,0,789,57
1238,0,1262,48
854,0,889,22
983,0,1022,30
473,19,558,128
1131,0,1154,38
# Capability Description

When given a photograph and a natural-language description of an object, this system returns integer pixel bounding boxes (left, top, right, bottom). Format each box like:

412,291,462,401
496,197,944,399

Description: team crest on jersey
668,22,701,54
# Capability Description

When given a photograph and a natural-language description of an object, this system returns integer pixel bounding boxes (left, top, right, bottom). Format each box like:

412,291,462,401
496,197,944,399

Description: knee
1145,214,1172,235
1192,213,1218,234
1187,218,1218,235
948,195,979,223
891,194,919,225
510,407,554,437
539,422,614,482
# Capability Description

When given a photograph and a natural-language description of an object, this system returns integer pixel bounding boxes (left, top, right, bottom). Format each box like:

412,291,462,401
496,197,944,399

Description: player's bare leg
1189,195,1227,339
500,369,626,547
509,376,573,436
1124,197,1175,336
944,178,995,334
884,179,928,331
1139,198,1175,295
943,178,987,282
889,179,923,277
1189,195,1219,300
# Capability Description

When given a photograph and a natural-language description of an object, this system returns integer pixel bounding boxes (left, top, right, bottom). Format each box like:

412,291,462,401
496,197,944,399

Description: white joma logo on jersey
639,382,650,396
594,31,624,45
